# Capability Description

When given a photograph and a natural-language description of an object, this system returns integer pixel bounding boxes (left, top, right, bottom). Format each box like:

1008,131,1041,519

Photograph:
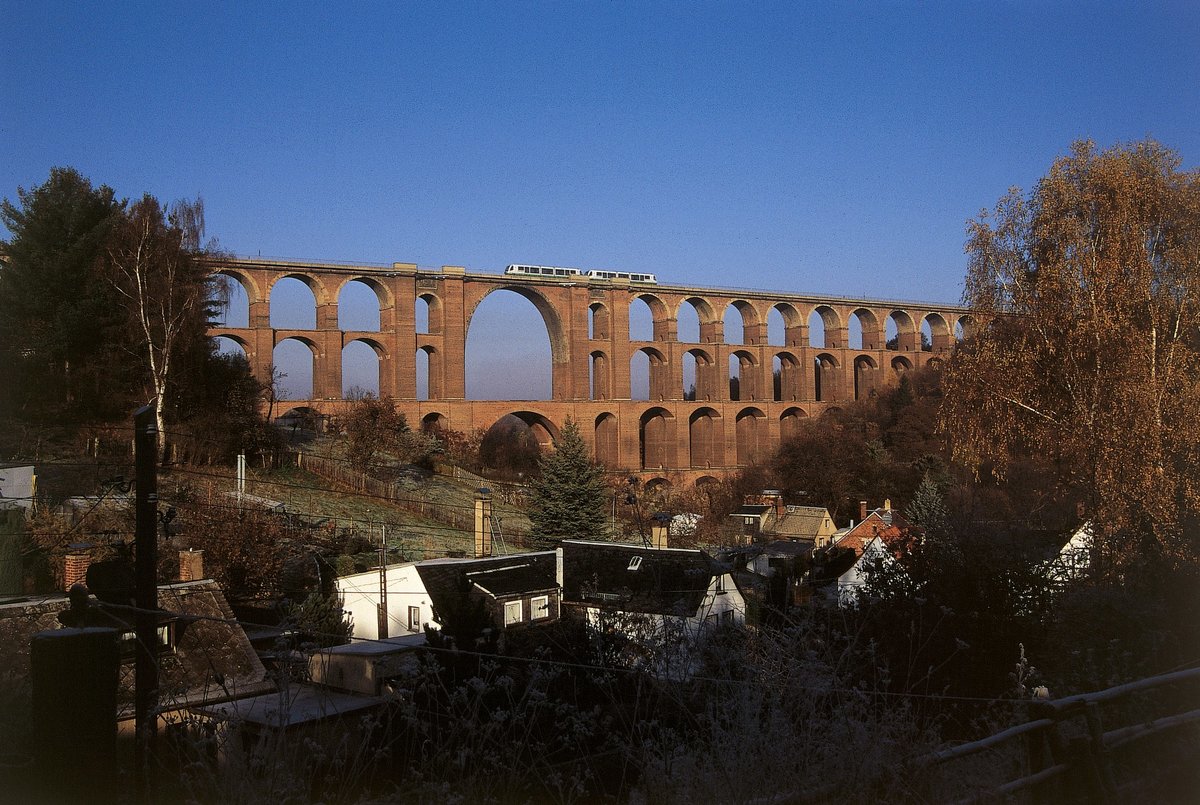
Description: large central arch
207,256,968,479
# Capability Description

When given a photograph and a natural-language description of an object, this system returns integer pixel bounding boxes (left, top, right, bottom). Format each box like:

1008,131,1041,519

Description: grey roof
560,540,719,618
467,563,556,598
194,683,382,728
416,552,557,615
761,539,816,559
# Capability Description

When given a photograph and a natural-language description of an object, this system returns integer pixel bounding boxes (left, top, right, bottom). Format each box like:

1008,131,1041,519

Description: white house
1043,523,1093,585
336,562,434,641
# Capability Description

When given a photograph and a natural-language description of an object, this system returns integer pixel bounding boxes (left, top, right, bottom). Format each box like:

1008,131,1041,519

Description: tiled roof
467,562,556,598
416,552,557,615
769,508,831,539
560,540,719,617
831,510,918,560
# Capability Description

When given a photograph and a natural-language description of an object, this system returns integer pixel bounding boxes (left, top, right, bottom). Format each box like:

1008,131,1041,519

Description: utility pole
377,522,388,639
133,405,159,803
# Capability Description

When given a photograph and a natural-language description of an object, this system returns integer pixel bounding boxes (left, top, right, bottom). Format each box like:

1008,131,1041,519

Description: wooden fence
290,451,535,550
928,665,1200,803
291,452,474,531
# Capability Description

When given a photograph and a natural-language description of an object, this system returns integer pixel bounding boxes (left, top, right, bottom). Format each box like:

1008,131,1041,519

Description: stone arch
343,337,388,398
923,312,950,351
689,407,723,469
269,271,329,307
504,410,561,450
269,275,320,329
336,277,391,332
814,352,840,402
632,293,670,342
418,344,443,399
695,475,720,490
683,296,720,343
850,308,882,351
773,351,802,402
589,302,610,340
639,407,674,470
891,355,913,383
631,346,669,401
809,305,842,349
853,354,878,400
954,314,975,342
728,349,759,401
212,271,253,327
723,301,760,345
780,407,807,442
590,350,610,400
771,302,804,347
644,477,673,495
735,407,767,466
926,356,945,372
273,336,318,399
468,285,567,366
887,310,917,351
676,298,701,343
276,405,324,429
684,347,716,401
420,412,448,433
214,268,261,305
594,412,619,468
417,292,443,335
213,333,250,358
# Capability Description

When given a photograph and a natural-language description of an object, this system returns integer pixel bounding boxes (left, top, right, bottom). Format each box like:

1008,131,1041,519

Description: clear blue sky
4,2,1198,400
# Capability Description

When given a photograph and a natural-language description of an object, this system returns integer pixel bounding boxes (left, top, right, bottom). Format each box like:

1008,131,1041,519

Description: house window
627,556,642,571
531,595,550,620
408,606,421,632
119,623,175,661
504,599,523,626
722,609,734,625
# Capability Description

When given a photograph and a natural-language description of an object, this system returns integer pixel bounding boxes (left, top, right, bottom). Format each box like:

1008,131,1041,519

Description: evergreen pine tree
906,472,950,542
529,419,609,541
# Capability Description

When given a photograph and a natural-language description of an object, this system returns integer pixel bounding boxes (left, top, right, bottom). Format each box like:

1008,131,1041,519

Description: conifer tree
906,473,950,543
528,419,609,541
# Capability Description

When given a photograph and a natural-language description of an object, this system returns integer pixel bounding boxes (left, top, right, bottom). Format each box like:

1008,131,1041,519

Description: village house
336,561,433,640
728,490,837,546
810,501,917,607
558,539,746,676
415,551,560,649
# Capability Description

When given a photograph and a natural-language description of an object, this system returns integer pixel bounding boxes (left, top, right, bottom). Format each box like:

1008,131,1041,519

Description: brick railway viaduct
209,258,971,486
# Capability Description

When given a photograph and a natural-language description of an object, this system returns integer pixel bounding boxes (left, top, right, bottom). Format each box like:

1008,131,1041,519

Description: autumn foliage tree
941,139,1200,571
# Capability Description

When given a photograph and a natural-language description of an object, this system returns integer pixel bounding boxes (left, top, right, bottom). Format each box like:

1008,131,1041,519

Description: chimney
555,547,564,588
859,500,868,521
179,549,204,582
63,542,94,591
474,488,493,558
651,512,672,550
883,498,892,512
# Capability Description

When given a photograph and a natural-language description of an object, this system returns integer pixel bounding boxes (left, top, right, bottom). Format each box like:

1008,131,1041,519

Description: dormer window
627,556,643,571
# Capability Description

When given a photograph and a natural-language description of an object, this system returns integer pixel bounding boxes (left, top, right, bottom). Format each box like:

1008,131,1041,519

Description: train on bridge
504,264,658,284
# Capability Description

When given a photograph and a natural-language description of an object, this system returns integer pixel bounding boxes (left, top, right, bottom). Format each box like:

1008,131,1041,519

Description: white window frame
504,599,523,626
408,605,421,632
627,556,643,571
531,595,550,620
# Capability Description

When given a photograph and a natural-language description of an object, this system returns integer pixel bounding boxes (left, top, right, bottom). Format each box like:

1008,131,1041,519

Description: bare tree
105,195,219,457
